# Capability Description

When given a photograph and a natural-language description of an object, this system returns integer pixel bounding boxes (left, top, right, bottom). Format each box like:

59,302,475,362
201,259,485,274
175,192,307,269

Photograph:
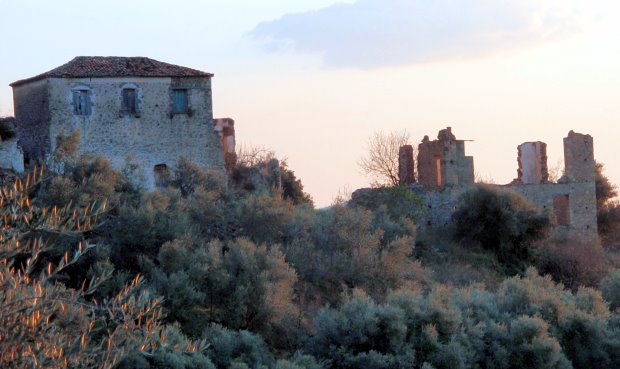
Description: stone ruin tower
416,127,474,189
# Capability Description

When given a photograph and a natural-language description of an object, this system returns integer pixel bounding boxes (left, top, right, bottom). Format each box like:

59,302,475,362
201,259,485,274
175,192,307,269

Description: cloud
248,0,581,68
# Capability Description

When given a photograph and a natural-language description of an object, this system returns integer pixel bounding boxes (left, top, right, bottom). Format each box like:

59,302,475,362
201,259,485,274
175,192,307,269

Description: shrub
238,192,299,245
535,238,607,290
0,117,17,140
350,185,423,223
306,290,415,369
0,170,204,369
108,189,192,271
598,201,620,248
600,270,620,311
286,204,424,306
172,158,228,197
452,185,550,266
280,163,313,205
142,238,299,347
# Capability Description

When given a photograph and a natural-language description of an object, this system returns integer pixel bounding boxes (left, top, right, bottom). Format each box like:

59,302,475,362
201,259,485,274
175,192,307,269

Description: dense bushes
144,238,299,343
307,269,620,369
0,170,205,369
535,238,607,290
7,150,620,368
452,185,551,266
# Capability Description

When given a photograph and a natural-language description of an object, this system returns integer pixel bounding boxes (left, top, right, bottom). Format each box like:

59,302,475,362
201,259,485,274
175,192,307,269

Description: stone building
10,56,231,188
0,117,24,172
389,128,598,241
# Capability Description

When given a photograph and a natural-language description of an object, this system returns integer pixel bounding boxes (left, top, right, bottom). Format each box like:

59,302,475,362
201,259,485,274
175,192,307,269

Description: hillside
2,150,620,369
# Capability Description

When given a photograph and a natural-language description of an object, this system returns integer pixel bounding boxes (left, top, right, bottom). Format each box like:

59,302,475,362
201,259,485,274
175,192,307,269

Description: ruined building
394,127,598,241
9,56,235,187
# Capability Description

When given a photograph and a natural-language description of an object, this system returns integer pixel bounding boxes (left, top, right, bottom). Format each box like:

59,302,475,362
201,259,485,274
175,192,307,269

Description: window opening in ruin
172,89,188,114
435,156,442,187
73,90,91,116
154,164,170,188
122,88,137,114
553,194,570,226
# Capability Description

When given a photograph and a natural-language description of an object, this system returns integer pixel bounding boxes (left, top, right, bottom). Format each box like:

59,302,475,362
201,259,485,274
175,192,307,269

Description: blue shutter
173,90,187,113
81,92,91,115
74,90,90,115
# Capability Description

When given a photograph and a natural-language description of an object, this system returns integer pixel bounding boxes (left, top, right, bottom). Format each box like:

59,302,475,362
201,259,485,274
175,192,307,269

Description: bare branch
358,130,413,187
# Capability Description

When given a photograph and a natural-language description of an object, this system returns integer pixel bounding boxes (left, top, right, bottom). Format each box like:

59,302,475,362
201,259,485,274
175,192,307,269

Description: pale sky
1,0,618,206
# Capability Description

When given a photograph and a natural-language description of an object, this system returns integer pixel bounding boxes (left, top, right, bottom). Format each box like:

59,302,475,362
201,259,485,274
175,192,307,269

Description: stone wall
508,182,597,241
12,79,51,163
0,138,24,172
43,76,223,188
564,131,595,182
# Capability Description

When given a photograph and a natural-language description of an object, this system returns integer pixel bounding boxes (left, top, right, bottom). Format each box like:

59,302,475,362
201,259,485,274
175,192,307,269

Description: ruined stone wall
416,127,474,189
508,182,598,241
515,141,548,184
416,186,469,229
398,128,599,241
413,181,597,241
398,145,415,185
417,137,443,189
0,138,24,172
213,118,237,170
12,79,51,163
564,131,595,182
46,76,224,188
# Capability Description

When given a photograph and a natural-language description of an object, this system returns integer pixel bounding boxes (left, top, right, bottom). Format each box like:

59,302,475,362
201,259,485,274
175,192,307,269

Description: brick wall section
12,79,51,163
42,76,223,188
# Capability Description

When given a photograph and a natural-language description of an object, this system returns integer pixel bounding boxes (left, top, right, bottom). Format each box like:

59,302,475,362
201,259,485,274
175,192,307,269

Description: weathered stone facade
417,127,474,189
10,57,231,188
393,128,599,241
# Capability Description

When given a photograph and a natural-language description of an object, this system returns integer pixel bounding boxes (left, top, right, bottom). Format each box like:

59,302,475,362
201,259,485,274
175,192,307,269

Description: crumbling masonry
392,127,598,241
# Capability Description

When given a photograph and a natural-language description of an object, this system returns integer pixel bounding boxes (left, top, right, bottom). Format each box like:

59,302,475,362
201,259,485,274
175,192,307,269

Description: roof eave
9,73,214,88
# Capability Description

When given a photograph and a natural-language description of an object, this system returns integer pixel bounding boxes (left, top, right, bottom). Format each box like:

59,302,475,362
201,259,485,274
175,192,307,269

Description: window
73,89,91,115
172,89,188,114
154,164,170,188
435,156,443,187
122,88,137,114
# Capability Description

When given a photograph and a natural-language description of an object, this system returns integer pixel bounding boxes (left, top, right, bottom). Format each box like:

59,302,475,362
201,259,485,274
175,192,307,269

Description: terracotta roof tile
10,56,213,87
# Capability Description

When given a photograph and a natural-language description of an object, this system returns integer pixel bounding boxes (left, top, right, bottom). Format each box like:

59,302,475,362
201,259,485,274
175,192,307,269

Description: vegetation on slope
3,143,620,368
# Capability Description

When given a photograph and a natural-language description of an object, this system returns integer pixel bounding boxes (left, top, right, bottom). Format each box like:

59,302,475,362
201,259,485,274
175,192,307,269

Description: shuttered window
172,89,188,114
122,88,137,114
73,90,91,115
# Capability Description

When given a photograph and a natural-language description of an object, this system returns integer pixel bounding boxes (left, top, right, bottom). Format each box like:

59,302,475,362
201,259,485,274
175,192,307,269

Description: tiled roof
10,56,213,87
